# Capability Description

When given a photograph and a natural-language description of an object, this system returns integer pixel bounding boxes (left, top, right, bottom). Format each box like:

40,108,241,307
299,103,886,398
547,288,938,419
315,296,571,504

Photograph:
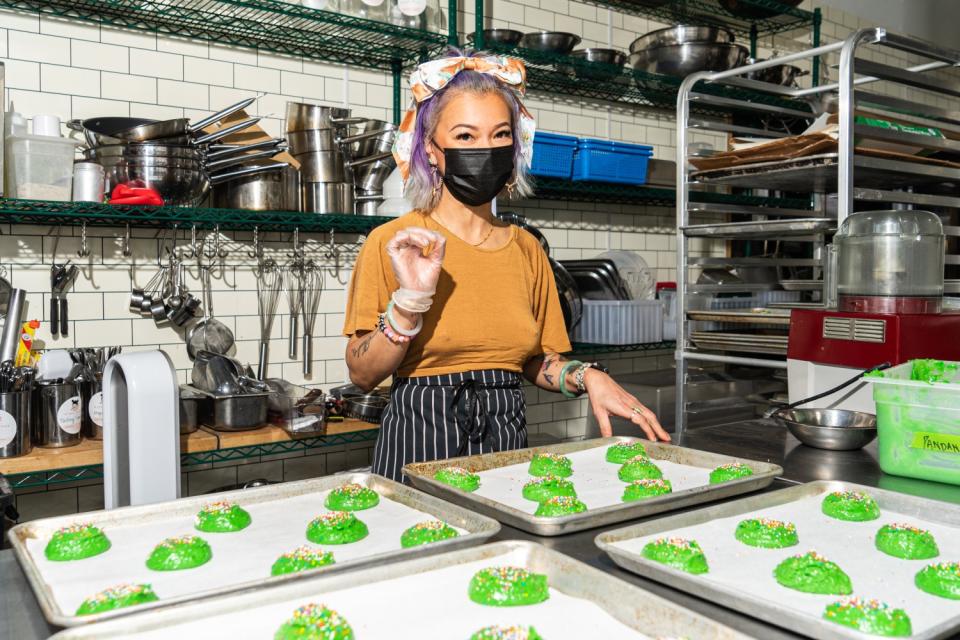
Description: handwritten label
910,432,960,455
57,396,82,435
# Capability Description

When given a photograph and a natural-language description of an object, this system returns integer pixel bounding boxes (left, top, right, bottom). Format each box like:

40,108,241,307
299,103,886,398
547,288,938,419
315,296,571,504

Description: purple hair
405,48,533,211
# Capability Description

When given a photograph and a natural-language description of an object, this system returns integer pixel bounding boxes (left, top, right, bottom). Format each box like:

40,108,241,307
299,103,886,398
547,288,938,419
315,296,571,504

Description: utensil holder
32,381,82,448
0,390,32,458
82,374,104,440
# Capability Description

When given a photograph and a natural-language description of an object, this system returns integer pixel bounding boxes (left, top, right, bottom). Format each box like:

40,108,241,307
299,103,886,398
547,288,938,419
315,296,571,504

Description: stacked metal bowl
628,25,749,78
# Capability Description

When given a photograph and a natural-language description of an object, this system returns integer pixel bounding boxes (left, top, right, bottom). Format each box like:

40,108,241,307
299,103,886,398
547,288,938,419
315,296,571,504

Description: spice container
32,381,82,448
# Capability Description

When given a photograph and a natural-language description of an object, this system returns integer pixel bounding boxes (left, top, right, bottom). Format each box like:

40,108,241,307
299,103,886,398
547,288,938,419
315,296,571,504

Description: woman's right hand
385,227,446,293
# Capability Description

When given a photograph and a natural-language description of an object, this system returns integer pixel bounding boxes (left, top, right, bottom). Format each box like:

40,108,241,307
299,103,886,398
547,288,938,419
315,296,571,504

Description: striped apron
371,369,527,482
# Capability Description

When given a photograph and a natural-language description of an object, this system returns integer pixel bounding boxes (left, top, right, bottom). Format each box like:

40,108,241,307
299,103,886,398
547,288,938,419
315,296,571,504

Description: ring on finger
631,406,645,415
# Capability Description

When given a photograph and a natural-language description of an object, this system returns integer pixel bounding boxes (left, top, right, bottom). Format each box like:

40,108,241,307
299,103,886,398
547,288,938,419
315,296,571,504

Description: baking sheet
597,480,960,640
403,437,782,536
49,541,752,640
9,473,500,627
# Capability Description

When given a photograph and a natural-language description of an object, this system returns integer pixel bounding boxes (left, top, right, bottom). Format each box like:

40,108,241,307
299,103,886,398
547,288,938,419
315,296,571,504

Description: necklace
432,211,495,247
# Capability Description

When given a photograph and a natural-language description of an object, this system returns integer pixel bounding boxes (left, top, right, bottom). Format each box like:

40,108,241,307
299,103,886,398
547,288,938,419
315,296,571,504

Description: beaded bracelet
559,360,583,398
377,313,411,344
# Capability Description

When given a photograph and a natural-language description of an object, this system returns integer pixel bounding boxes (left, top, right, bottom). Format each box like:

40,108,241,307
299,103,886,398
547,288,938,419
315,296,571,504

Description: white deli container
4,133,76,201
573,299,664,345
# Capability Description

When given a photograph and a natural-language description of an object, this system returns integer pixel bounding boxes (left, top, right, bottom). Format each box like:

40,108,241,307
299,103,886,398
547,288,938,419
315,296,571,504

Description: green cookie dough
194,501,252,533
622,478,672,502
274,604,354,640
324,483,379,511
434,466,481,492
44,523,111,562
641,537,708,574
823,598,912,637
534,495,587,517
75,584,158,616
400,520,459,548
875,523,939,560
145,535,212,571
735,518,799,549
708,462,754,484
271,546,335,576
605,441,648,464
468,566,549,607
521,475,576,502
528,453,572,478
306,511,369,545
618,455,663,482
822,490,881,522
774,551,852,595
470,625,543,640
915,562,960,600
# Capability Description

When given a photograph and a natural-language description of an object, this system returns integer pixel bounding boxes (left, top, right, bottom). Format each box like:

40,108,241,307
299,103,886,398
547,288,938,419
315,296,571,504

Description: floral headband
392,55,537,180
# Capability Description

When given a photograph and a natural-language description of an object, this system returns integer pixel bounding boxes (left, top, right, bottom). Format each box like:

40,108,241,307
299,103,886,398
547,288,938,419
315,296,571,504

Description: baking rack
675,27,960,435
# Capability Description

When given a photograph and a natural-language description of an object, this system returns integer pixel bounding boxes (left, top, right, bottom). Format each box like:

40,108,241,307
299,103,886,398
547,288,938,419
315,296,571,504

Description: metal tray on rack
402,437,782,536
780,279,823,291
690,330,789,355
9,473,500,627
683,217,835,239
49,541,752,640
596,480,960,640
686,308,792,326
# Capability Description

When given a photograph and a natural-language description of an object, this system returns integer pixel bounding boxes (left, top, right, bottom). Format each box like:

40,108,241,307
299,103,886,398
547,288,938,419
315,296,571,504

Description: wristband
392,287,434,313
574,361,607,393
377,313,411,344
386,300,423,337
559,360,583,398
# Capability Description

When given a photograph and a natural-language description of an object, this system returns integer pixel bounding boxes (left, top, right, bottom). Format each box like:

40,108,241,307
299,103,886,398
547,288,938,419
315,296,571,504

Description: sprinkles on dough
290,603,348,628
332,483,367,495
412,520,448,531
715,462,749,471
281,546,331,561
651,537,699,551
198,501,235,514
312,511,352,525
84,584,151,603
474,626,537,640
543,496,578,507
757,518,796,532
157,535,200,548
523,475,568,487
629,479,669,489
55,523,97,535
830,490,870,502
825,597,894,616
884,522,929,534
533,452,568,463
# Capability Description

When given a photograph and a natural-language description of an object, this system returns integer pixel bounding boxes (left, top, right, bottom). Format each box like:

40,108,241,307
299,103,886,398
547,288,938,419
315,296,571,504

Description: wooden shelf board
210,419,378,449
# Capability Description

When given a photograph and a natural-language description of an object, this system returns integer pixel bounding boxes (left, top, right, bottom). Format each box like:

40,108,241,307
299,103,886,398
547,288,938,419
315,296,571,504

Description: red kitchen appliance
787,210,960,412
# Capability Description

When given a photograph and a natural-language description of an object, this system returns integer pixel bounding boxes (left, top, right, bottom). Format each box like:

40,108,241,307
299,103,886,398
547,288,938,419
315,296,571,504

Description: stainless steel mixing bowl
629,42,749,77
777,408,878,451
519,31,582,55
629,25,735,54
467,29,524,48
560,48,628,80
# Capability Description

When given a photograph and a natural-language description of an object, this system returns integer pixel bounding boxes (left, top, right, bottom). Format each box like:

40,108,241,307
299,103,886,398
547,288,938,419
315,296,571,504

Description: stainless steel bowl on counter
629,25,735,54
467,29,524,48
559,48,628,81
629,42,749,77
519,31,582,55
776,408,878,451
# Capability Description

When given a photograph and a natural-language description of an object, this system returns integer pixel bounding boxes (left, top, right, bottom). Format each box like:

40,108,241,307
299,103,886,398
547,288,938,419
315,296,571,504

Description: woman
344,50,669,482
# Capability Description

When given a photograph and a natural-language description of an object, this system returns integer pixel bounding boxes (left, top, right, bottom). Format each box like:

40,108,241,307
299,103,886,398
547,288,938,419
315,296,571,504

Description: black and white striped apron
371,369,526,482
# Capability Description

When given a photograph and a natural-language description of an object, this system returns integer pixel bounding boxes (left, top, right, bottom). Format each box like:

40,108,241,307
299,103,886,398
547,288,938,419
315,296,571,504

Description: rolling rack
674,27,960,435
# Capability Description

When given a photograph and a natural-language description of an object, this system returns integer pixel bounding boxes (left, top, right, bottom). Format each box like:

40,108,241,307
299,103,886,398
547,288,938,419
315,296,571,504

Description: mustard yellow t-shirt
343,210,572,377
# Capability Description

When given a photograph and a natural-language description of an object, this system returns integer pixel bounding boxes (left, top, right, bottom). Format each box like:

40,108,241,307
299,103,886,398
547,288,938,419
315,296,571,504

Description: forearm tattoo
351,332,375,358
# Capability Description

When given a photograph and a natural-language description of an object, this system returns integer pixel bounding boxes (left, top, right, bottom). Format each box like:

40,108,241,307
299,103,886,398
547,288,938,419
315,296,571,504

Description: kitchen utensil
745,59,809,86
596,249,655,300
285,102,365,133
0,288,25,363
0,390,31,458
765,362,891,422
341,392,389,423
211,163,300,211
560,48,627,81
300,263,322,376
178,385,203,434
49,264,77,337
302,181,354,214
0,267,12,318
37,349,73,381
71,162,105,202
519,31,582,55
778,408,878,450
112,98,256,142
67,117,157,147
629,25,735,54
284,262,304,359
720,0,803,19
255,261,282,380
186,266,235,359
196,386,270,431
466,28,524,48
32,381,82,448
191,351,243,395
203,145,287,172
628,42,749,77
294,150,347,182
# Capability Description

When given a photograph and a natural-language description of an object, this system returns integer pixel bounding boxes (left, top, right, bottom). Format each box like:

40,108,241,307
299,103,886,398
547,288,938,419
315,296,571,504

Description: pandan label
910,432,960,454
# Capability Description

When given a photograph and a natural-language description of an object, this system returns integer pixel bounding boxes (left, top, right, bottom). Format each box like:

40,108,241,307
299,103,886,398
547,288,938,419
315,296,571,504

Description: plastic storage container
529,132,577,178
573,299,663,345
872,359,960,486
4,133,76,201
572,139,653,185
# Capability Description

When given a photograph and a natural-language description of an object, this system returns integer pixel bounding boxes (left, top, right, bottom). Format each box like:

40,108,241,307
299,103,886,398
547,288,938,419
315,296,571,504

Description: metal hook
288,227,304,260
204,225,228,260
50,225,63,263
77,223,91,258
158,225,178,267
216,225,228,259
183,225,199,260
246,226,263,260
121,223,132,258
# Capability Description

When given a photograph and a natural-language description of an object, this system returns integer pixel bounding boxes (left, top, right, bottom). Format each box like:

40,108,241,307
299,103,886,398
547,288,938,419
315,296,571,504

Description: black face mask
434,143,515,206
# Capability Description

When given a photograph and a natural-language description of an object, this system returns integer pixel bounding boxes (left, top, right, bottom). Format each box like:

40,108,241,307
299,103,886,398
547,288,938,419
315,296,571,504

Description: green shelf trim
180,428,380,466
0,0,448,70
582,0,813,39
7,465,105,490
570,341,676,355
0,198,392,234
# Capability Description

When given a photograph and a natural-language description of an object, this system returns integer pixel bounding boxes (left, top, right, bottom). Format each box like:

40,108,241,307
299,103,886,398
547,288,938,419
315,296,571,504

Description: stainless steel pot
288,129,342,154
212,164,300,211
629,25,735,54
32,382,82,449
285,102,364,133
0,390,31,458
355,193,384,216
302,182,354,214
629,43,749,77
197,389,270,431
353,154,397,192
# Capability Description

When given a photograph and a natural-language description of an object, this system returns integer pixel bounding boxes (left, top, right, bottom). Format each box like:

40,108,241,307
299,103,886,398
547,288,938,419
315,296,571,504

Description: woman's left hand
583,369,671,442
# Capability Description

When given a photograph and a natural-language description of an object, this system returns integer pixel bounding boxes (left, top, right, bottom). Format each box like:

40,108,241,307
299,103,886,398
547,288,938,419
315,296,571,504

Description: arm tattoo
351,332,375,358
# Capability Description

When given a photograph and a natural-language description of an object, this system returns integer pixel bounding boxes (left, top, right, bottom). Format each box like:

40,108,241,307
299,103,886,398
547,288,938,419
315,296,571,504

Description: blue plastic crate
572,138,654,185
530,132,577,179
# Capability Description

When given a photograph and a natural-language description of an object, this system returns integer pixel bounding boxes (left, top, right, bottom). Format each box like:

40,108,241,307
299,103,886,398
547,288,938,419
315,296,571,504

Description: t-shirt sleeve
533,246,573,355
342,230,392,336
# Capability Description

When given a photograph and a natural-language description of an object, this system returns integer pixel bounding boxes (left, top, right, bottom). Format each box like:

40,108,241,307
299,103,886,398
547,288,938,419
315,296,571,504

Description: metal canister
0,390,31,458
82,374,104,440
32,381,83,448
72,162,105,202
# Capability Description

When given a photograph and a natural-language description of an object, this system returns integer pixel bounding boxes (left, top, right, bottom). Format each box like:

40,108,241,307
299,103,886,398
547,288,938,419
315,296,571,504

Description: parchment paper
25,488,466,615
473,444,713,513
613,492,960,636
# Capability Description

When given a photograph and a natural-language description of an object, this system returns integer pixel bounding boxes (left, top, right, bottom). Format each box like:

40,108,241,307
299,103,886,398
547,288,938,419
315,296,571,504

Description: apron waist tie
449,378,520,456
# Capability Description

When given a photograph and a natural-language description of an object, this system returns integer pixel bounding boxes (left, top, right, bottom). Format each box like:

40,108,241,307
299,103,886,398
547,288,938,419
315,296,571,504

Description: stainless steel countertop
3,418,958,639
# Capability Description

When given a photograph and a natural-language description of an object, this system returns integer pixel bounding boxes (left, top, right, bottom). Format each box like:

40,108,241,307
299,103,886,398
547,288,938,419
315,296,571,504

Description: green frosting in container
605,441,648,464
735,518,799,549
434,466,481,492
145,535,212,571
400,520,459,548
641,537,708,575
915,562,960,599
470,625,543,640
708,462,753,484
875,523,939,560
324,483,379,511
618,456,663,482
75,583,158,616
274,604,354,640
823,598,912,637
306,511,369,545
44,523,111,562
534,496,587,517
774,551,852,595
468,566,549,607
528,453,572,478
908,359,958,384
521,476,576,502
622,478,672,502
194,501,252,533
822,490,881,522
270,546,335,576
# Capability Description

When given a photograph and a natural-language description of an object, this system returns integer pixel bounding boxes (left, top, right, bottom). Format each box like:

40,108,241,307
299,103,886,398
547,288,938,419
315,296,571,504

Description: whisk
300,262,323,376
256,260,283,380
284,261,304,360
